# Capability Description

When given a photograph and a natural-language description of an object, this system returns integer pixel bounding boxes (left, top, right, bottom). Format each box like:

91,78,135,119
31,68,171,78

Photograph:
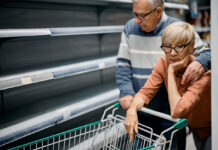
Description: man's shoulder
165,16,182,27
123,18,141,37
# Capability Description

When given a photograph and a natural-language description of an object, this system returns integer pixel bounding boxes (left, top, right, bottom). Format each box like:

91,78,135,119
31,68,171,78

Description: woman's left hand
124,108,138,142
168,56,190,73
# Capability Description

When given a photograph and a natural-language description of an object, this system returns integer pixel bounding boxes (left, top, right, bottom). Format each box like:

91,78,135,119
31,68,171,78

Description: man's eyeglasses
132,8,157,21
160,41,192,53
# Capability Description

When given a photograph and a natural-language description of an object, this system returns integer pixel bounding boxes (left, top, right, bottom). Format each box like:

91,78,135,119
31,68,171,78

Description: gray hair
132,0,165,9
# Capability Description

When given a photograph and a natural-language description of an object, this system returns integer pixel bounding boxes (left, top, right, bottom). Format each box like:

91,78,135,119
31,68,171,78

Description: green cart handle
113,102,122,109
173,118,188,130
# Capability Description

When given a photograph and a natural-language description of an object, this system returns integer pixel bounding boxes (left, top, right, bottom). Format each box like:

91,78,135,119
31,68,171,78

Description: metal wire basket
9,102,188,150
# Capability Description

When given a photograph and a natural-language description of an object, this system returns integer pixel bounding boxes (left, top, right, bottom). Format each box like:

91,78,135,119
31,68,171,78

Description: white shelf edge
50,26,124,36
164,2,189,10
194,27,211,33
0,56,117,91
0,29,51,38
104,0,189,10
0,26,124,38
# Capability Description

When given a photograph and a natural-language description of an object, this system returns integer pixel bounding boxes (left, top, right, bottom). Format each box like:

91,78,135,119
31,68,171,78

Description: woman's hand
168,56,190,73
124,108,138,142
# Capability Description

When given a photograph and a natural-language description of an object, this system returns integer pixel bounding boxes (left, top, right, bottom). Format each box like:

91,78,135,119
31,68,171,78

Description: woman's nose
170,49,177,56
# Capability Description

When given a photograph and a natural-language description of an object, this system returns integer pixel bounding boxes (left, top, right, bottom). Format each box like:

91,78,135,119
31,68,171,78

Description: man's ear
157,7,162,14
156,7,163,20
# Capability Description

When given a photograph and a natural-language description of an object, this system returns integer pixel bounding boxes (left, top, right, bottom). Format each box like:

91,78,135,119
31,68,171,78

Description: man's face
133,0,162,32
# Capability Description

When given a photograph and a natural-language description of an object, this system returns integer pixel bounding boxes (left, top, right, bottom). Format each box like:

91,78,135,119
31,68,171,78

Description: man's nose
135,17,141,24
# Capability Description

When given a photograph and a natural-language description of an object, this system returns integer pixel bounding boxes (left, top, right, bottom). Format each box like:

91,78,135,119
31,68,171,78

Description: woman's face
163,41,194,64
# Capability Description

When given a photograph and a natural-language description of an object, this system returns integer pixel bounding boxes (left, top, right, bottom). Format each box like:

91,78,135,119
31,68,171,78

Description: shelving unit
0,1,126,148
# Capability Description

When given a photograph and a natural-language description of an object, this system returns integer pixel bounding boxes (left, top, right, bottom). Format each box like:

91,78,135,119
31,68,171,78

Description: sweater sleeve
135,57,165,105
193,32,211,71
172,70,211,118
116,31,135,97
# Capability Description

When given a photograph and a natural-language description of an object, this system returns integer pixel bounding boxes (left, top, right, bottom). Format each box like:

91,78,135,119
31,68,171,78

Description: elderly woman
124,22,211,150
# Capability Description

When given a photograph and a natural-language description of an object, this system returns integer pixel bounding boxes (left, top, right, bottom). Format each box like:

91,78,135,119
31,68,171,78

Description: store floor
186,133,196,150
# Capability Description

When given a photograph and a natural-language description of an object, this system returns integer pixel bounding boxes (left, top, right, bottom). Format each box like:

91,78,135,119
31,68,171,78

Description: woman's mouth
170,59,180,62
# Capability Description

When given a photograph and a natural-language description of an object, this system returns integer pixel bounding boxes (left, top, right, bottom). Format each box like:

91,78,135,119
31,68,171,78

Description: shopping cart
9,102,188,150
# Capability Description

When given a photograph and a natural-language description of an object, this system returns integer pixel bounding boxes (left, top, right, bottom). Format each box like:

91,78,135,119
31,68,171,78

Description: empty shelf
0,88,119,146
0,56,117,90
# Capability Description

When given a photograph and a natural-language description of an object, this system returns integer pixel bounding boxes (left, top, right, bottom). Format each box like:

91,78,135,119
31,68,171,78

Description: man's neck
154,11,167,33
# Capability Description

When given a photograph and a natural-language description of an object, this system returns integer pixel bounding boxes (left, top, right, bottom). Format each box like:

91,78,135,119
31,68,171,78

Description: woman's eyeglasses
160,41,192,53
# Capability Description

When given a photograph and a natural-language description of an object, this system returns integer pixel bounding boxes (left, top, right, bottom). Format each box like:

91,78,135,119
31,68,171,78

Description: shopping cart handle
173,118,188,130
140,107,179,122
140,107,188,130
114,102,122,109
114,102,188,129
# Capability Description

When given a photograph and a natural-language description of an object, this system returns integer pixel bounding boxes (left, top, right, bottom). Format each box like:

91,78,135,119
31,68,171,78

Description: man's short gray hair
132,0,165,9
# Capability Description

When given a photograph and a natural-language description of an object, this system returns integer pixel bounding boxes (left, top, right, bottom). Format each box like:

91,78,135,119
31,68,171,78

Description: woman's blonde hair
162,22,195,45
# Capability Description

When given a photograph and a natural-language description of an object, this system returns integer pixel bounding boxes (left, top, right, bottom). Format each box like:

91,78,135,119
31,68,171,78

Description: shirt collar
153,11,168,33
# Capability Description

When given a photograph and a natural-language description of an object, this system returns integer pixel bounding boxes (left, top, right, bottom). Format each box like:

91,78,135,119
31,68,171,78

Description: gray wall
211,0,218,149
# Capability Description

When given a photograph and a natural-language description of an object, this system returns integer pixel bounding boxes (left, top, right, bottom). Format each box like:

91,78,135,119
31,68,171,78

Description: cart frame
9,102,188,150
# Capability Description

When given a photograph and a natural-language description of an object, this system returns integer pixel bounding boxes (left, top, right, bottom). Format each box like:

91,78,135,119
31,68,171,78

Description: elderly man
116,0,211,149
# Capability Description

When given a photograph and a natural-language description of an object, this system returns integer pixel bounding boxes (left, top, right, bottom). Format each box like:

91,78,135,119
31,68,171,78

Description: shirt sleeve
193,32,211,71
135,57,165,105
116,31,135,97
172,70,211,118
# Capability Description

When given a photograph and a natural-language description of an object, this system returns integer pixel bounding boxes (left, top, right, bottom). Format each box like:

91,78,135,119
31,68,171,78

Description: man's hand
124,108,138,142
181,61,205,85
119,95,134,109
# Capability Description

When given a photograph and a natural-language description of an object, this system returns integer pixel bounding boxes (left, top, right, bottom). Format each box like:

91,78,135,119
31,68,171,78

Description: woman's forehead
163,38,187,45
